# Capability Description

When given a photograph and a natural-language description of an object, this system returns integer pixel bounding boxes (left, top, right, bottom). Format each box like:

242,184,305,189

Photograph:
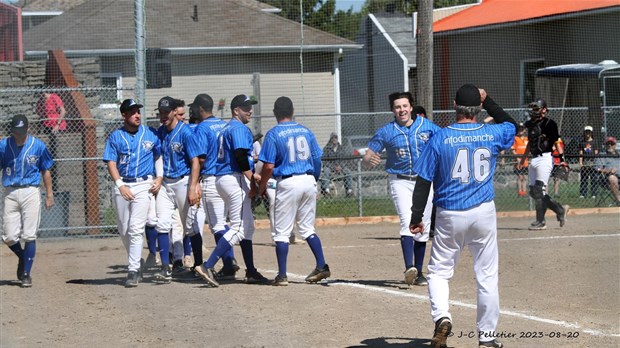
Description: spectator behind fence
320,132,354,197
511,123,529,196
578,125,599,199
595,136,620,206
35,91,66,158
550,136,568,198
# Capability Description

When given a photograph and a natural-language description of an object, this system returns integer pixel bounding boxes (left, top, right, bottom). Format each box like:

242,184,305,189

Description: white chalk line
260,270,619,338
326,233,620,249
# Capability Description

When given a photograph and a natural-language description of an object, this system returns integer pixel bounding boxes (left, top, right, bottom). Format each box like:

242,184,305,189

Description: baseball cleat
272,275,289,286
404,267,418,286
558,205,569,227
305,264,331,283
479,339,504,347
153,265,172,283
195,265,219,287
244,269,270,284
431,317,452,348
125,271,139,288
414,273,428,286
20,274,32,288
216,264,240,281
528,221,546,230
17,257,24,281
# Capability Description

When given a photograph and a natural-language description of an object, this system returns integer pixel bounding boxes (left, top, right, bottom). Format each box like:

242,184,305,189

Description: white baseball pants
216,173,254,245
112,180,151,272
3,186,41,245
388,175,433,241
273,175,316,243
427,201,500,339
200,175,228,233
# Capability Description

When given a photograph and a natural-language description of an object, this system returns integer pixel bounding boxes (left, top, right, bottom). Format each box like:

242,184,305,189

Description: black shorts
551,165,569,181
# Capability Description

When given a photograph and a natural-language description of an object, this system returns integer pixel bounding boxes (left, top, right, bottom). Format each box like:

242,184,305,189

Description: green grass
252,180,612,219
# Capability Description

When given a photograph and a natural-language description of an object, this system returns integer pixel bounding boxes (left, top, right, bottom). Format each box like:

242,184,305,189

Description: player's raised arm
480,89,518,129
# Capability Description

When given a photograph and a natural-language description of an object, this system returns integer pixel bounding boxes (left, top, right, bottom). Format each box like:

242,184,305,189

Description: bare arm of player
362,149,382,169
42,169,55,209
106,161,135,201
258,162,274,197
150,155,163,195
187,156,202,206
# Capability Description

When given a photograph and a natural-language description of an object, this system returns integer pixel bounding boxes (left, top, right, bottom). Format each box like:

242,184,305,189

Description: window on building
100,73,122,108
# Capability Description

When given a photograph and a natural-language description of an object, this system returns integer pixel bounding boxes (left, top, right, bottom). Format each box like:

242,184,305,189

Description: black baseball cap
10,114,29,135
119,99,143,113
454,84,481,106
156,96,178,112
189,93,214,112
230,94,257,110
273,96,294,118
412,105,427,116
529,98,547,109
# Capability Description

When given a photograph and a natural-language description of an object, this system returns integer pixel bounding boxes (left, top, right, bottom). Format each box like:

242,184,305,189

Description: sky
335,0,365,12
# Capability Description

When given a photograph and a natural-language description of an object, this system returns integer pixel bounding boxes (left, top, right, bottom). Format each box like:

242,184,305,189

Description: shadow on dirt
347,337,434,347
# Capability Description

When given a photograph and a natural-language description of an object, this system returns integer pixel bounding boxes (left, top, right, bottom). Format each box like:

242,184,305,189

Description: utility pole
416,0,433,120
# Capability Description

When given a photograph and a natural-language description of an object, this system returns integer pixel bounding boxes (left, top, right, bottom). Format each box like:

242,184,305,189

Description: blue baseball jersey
157,122,202,178
413,122,516,210
0,135,54,187
259,121,323,177
216,119,254,175
368,117,441,175
103,125,161,178
194,117,227,175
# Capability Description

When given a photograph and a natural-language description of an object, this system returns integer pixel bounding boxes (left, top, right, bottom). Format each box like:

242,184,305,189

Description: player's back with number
262,123,321,178
216,119,253,175
416,123,514,210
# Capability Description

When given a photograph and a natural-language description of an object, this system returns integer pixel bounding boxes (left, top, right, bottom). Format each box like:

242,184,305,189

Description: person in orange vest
511,124,529,196
550,136,568,197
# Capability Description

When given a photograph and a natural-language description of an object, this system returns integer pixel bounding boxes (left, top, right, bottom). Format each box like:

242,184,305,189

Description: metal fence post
357,158,363,217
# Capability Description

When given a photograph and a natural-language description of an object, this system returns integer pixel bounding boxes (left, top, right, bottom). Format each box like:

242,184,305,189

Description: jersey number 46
451,147,491,183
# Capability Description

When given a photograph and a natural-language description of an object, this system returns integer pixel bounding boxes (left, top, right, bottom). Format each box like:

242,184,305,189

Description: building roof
17,0,86,12
434,0,620,33
370,4,476,68
23,0,356,54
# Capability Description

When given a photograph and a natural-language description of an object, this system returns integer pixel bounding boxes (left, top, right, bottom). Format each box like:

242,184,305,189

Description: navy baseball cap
10,114,29,135
454,84,481,106
188,93,214,112
529,98,547,109
156,96,178,112
230,94,257,110
119,99,143,113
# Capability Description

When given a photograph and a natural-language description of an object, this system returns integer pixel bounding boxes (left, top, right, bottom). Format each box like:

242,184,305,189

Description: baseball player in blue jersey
409,85,516,348
188,93,240,280
1,115,54,288
362,91,440,287
103,99,162,287
518,98,569,230
154,96,203,282
195,94,268,287
257,97,330,286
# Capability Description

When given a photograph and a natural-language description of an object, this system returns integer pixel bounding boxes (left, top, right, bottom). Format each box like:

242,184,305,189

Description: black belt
122,175,150,183
397,174,418,181
9,185,36,188
279,172,312,180
164,175,185,180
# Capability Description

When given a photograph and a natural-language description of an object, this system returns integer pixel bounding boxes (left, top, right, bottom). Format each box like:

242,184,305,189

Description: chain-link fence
1,85,618,238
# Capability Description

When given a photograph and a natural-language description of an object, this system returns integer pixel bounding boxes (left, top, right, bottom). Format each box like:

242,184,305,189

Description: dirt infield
1,210,619,348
